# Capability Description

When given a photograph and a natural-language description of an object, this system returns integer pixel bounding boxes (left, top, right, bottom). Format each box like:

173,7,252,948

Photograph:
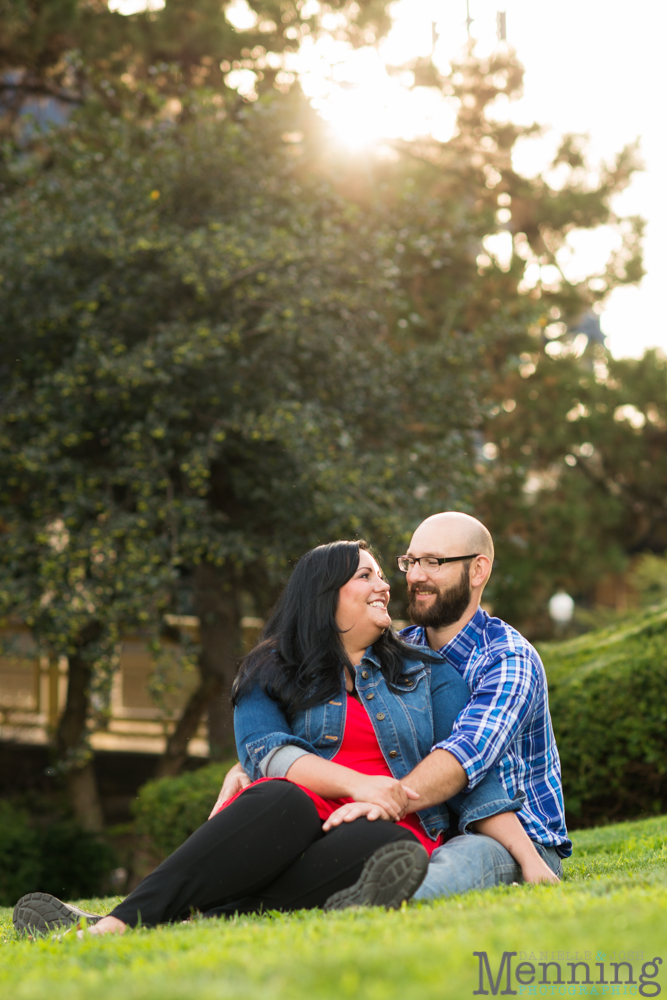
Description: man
215,511,569,896
398,511,569,897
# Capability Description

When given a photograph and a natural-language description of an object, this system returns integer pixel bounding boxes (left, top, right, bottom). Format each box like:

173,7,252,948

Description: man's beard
407,567,472,629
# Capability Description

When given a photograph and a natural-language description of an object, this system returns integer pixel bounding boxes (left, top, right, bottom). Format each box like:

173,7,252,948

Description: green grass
2,815,667,1000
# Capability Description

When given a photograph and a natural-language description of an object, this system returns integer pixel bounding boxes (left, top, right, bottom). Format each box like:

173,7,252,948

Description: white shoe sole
13,893,103,935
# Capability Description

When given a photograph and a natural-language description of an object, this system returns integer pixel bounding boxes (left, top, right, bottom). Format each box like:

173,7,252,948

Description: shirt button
389,750,398,758
376,712,385,721
361,670,369,679
366,692,374,700
404,679,413,686
430,828,438,837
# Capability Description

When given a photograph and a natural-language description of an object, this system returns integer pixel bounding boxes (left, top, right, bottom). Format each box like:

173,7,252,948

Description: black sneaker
323,840,428,911
13,893,103,935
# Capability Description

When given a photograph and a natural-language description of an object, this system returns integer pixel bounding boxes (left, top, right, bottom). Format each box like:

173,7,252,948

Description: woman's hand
322,801,392,831
346,774,419,821
208,762,252,819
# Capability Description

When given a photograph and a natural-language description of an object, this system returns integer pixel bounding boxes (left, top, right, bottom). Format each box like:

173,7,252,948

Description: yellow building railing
0,618,264,757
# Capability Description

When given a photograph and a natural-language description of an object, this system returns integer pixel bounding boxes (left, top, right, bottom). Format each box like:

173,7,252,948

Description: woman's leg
204,817,423,916
111,780,322,927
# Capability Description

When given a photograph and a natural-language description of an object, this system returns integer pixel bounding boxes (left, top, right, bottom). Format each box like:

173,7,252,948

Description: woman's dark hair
232,540,433,717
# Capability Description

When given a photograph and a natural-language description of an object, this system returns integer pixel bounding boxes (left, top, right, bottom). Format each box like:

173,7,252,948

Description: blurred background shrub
133,761,236,859
0,801,116,905
542,601,667,827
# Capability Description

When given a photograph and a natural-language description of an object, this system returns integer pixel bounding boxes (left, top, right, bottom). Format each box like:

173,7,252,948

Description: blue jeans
413,833,563,900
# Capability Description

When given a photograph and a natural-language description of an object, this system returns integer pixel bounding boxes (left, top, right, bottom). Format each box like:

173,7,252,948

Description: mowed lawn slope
1,814,666,1000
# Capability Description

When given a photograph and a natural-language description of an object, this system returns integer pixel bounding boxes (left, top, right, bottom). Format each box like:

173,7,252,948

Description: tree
476,343,667,635
0,0,390,143
0,94,487,823
0,34,645,826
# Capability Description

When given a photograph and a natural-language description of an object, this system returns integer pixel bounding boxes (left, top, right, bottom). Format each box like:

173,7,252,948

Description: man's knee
413,834,520,900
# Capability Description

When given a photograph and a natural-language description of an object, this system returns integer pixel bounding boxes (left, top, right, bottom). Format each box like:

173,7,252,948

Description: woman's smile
336,550,392,645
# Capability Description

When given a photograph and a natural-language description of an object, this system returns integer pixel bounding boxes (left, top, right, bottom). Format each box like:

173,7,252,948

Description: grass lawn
1,814,666,1000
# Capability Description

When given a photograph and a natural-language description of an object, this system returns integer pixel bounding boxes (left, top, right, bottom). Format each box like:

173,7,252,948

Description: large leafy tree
0,94,486,826
0,21,646,826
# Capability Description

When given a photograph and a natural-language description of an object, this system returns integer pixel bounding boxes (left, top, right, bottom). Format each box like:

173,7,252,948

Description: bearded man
397,511,569,897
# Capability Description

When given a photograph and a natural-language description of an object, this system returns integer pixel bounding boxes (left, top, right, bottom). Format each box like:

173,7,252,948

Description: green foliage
480,346,667,633
0,0,391,144
0,803,42,907
630,552,667,607
541,602,667,825
0,802,116,906
0,92,490,674
133,761,236,857
1,815,667,999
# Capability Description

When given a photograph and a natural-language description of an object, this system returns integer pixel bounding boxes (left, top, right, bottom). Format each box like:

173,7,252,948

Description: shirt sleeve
261,744,313,778
432,645,541,790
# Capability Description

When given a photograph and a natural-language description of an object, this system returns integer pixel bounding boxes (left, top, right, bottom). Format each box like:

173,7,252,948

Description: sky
111,0,667,360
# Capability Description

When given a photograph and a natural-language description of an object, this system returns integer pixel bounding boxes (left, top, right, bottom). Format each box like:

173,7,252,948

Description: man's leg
413,834,563,900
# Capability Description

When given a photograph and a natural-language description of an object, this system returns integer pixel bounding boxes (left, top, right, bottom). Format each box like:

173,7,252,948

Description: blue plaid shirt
401,609,571,857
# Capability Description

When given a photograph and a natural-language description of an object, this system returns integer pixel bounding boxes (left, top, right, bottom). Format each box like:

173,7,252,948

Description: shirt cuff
432,734,490,790
261,744,312,778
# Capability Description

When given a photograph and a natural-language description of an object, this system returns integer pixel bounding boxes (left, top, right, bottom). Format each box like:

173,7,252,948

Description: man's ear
470,555,492,589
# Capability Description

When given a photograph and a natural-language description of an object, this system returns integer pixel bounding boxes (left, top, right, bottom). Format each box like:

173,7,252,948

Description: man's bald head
410,512,494,563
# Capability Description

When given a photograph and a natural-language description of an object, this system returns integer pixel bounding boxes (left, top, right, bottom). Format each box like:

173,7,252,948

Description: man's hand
473,813,560,885
346,774,419,821
208,761,252,819
518,852,561,885
322,801,392,831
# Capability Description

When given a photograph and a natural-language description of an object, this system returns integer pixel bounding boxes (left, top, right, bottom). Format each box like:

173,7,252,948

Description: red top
222,692,441,856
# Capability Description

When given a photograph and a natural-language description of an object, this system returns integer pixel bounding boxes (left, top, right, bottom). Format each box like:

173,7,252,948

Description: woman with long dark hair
14,541,557,936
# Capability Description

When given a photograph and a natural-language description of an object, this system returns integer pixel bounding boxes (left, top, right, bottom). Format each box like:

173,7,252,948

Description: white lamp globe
548,591,575,624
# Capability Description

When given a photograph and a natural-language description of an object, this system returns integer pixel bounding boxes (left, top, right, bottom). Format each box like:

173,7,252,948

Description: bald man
397,512,570,898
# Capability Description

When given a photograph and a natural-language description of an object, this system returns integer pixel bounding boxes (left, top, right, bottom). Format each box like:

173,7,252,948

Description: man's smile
410,588,438,601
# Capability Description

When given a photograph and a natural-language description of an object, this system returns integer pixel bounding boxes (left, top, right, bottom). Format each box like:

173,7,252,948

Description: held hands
346,774,419,822
208,761,252,819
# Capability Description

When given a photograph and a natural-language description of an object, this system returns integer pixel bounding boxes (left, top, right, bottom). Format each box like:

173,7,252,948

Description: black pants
111,780,417,926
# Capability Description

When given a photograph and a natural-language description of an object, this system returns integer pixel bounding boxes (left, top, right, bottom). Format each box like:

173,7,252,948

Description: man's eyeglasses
396,554,479,573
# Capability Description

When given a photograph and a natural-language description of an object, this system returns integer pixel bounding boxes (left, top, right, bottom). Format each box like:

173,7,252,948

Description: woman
14,541,557,936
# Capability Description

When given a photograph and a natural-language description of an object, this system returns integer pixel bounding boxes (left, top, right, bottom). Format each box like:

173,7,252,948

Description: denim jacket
234,644,523,843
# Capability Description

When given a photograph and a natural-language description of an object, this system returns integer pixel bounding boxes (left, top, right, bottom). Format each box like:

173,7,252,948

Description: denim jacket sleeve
429,657,524,833
234,683,316,782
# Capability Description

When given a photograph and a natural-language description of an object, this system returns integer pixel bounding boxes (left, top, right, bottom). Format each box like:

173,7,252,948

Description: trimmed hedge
541,601,667,827
0,802,116,906
133,761,236,858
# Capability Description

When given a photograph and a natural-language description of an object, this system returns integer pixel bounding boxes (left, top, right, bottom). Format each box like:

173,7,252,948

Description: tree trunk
55,627,105,833
154,674,223,779
157,562,242,776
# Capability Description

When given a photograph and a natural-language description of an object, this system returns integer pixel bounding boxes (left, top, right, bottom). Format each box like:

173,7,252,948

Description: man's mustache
408,585,439,596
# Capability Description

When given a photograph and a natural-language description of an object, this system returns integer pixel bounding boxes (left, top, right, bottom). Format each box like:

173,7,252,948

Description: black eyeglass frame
395,554,480,573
